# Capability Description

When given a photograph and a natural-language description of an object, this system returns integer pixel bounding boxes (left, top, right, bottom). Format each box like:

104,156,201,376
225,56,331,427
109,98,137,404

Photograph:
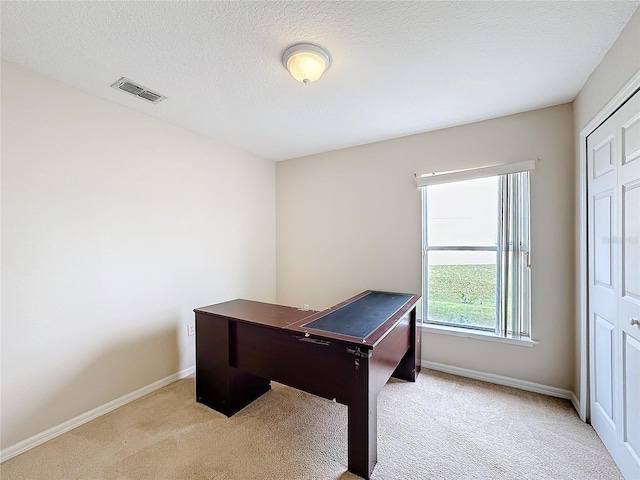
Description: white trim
577,69,640,423
416,159,535,187
0,366,195,463
423,360,573,400
422,324,538,347
571,392,581,415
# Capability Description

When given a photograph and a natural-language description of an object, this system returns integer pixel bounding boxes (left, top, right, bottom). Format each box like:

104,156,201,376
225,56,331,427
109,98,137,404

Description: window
420,170,531,339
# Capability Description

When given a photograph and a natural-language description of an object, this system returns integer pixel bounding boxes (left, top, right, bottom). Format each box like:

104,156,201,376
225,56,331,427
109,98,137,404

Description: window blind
416,159,535,188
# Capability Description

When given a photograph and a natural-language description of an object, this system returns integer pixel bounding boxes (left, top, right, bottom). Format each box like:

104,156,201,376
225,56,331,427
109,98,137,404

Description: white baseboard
0,366,195,463
423,360,574,401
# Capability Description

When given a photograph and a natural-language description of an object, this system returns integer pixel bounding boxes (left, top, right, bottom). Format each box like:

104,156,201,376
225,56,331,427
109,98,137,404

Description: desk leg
348,362,377,479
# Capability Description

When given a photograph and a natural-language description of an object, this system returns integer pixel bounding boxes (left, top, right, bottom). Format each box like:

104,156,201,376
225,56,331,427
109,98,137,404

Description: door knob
631,318,640,327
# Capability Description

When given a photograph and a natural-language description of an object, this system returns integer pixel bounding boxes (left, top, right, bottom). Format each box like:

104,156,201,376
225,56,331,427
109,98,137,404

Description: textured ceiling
1,1,638,161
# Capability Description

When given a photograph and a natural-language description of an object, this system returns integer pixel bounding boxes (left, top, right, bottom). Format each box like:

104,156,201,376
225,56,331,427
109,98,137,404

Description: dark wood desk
194,290,421,479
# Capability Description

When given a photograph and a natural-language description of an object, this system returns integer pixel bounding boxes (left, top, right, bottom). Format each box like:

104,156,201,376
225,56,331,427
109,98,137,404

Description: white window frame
417,161,535,342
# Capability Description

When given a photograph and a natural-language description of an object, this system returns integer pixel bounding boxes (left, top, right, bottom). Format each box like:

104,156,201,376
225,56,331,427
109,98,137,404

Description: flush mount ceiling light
282,43,331,85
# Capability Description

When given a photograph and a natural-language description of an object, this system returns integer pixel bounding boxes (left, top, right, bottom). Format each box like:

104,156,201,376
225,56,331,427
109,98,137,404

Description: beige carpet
1,370,621,480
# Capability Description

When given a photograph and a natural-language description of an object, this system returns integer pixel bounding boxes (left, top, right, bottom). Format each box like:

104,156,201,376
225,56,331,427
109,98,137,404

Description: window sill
420,323,538,347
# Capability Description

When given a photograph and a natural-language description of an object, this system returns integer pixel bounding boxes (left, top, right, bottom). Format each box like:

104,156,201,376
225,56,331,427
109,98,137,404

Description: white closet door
588,89,640,480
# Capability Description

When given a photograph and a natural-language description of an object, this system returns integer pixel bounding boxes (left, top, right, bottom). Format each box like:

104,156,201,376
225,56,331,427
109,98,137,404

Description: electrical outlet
187,324,195,336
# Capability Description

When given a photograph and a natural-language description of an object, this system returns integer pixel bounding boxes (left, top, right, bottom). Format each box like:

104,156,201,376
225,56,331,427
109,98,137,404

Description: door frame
578,69,640,422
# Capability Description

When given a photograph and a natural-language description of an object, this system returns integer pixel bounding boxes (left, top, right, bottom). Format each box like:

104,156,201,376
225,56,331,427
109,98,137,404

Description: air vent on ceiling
110,77,167,104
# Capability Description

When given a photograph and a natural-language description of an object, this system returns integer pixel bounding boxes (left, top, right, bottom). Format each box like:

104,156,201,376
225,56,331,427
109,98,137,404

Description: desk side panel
196,313,270,416
371,310,412,393
391,307,420,382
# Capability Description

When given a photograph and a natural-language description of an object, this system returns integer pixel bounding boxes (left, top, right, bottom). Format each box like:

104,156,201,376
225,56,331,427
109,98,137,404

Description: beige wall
0,61,276,449
277,104,575,390
572,8,640,405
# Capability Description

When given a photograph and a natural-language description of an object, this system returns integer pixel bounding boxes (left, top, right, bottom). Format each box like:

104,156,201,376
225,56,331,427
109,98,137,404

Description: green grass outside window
427,264,497,329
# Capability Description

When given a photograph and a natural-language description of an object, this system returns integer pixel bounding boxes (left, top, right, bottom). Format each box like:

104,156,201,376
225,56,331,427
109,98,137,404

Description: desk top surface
195,290,420,347
301,291,414,339
194,299,317,328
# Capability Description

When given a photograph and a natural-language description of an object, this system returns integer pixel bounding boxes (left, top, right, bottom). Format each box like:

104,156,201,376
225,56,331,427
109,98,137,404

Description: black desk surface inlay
303,291,413,339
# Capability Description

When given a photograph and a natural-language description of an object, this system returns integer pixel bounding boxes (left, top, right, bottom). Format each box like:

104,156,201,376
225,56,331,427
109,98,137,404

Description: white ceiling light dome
282,43,331,85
